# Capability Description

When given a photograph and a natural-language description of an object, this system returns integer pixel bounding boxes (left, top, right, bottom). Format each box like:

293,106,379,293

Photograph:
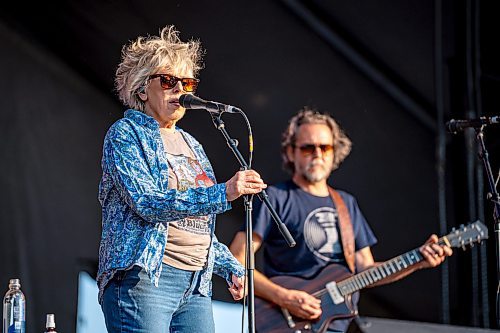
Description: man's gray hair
281,107,352,173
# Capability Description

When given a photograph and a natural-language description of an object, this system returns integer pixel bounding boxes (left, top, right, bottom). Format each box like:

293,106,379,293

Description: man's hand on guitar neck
419,234,453,269
275,287,322,320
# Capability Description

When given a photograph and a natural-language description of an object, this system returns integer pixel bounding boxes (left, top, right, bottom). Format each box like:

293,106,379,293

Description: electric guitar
255,221,488,333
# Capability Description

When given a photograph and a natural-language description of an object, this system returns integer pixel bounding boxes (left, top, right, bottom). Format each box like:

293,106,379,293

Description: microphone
179,94,241,114
446,116,500,133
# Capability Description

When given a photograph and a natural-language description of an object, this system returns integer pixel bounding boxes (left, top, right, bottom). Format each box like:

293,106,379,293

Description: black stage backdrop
0,1,499,332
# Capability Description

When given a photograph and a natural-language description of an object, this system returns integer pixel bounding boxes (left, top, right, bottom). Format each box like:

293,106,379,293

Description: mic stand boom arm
209,113,295,333
209,113,296,246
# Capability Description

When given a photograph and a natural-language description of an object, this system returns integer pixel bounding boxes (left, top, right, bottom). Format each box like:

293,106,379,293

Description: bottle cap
46,314,56,329
8,279,20,288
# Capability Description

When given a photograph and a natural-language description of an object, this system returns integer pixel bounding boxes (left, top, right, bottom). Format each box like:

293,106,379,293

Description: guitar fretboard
310,234,462,300
336,248,423,296
330,237,450,296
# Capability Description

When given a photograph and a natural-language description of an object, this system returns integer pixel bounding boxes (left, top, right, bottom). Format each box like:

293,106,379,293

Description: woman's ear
137,86,147,101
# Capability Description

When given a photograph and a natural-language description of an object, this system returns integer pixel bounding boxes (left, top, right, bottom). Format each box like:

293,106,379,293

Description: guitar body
255,264,359,333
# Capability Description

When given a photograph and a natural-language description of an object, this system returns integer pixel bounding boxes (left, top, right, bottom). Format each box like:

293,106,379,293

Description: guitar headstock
444,220,489,250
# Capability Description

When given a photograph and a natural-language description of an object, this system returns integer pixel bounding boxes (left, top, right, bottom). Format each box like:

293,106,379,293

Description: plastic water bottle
2,279,26,333
44,314,57,333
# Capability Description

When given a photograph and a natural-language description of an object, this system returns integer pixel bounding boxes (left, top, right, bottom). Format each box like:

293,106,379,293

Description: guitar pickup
325,281,344,304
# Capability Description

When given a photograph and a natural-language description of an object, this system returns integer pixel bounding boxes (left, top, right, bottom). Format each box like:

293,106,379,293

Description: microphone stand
209,112,296,333
474,127,500,328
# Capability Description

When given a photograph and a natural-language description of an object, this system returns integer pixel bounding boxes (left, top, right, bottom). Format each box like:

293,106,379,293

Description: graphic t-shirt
160,129,213,270
252,180,378,278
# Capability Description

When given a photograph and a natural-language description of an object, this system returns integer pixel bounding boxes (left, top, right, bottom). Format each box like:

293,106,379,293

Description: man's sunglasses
294,144,334,155
148,74,199,92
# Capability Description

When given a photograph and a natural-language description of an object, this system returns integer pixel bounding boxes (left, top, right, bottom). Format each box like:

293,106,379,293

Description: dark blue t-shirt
252,180,377,278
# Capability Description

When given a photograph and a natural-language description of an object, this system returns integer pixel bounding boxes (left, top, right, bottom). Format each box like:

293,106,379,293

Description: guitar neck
335,236,449,296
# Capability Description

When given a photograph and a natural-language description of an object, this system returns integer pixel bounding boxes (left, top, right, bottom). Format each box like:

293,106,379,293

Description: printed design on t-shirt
303,207,343,262
167,153,213,235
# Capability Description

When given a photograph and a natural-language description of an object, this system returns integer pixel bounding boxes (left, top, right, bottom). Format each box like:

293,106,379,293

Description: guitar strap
328,187,356,273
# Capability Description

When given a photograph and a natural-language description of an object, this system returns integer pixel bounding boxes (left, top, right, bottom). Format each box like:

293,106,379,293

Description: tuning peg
477,235,482,244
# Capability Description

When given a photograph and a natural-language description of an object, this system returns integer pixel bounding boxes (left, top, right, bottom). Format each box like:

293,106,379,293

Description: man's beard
301,160,330,183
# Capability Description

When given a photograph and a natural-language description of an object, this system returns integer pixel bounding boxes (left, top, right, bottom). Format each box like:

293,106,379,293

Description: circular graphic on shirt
303,207,343,262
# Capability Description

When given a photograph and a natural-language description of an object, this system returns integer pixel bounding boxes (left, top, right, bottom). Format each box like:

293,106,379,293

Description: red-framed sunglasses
148,74,199,92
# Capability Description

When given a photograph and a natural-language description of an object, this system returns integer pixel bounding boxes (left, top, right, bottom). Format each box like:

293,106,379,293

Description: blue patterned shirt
97,109,244,303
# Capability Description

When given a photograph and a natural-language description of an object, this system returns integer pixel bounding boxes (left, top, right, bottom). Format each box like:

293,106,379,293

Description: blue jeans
101,264,214,333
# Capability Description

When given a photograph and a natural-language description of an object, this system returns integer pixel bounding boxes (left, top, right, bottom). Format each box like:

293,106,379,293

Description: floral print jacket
97,109,244,303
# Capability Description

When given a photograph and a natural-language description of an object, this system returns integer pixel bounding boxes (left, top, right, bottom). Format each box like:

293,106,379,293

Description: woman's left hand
225,170,267,201
228,274,245,301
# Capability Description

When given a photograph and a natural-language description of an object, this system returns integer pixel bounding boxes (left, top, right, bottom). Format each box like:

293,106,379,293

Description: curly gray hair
281,107,352,173
115,25,204,111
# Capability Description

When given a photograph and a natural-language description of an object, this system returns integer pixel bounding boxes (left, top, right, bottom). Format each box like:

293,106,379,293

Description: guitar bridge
325,281,345,304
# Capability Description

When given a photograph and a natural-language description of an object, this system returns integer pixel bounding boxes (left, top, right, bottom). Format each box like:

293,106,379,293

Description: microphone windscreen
179,94,192,108
179,94,208,109
445,120,457,133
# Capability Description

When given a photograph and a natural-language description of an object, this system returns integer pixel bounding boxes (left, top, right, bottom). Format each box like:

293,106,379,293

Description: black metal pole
244,195,255,333
209,113,295,333
474,127,500,328
471,0,490,326
465,0,482,326
434,0,450,323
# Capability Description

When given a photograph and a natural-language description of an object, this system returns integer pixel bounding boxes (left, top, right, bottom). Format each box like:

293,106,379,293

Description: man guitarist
229,108,452,332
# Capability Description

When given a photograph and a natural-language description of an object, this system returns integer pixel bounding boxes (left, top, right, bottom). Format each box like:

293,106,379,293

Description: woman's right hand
225,170,267,201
